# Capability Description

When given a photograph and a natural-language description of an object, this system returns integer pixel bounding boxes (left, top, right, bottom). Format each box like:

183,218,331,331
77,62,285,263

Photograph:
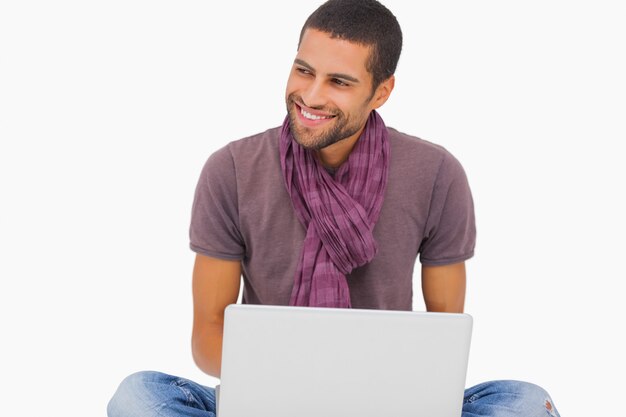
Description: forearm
192,322,224,378
191,255,241,379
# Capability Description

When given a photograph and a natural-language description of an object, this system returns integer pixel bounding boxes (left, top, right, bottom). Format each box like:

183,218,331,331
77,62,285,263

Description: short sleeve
189,145,245,260
419,152,476,266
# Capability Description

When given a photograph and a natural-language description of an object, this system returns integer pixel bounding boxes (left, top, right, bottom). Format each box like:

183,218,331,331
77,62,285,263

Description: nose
300,79,328,109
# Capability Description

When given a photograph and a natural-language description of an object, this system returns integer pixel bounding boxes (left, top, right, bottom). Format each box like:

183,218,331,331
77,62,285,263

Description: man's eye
296,68,312,75
332,78,349,87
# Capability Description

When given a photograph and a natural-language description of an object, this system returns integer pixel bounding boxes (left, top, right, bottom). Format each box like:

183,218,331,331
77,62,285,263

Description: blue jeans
108,371,560,417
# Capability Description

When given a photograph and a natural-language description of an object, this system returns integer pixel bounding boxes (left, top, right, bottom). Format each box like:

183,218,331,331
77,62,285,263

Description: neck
316,125,366,168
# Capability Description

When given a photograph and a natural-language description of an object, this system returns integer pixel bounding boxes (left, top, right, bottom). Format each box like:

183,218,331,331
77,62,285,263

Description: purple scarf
279,111,390,308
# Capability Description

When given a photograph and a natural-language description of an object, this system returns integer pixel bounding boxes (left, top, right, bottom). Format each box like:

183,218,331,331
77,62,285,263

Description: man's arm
191,253,241,378
421,262,466,313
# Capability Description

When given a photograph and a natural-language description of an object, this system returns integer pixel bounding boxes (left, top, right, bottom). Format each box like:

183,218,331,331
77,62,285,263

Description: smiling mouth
295,103,336,122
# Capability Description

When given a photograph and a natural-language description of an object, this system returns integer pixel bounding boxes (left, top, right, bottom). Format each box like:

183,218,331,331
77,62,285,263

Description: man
108,1,560,416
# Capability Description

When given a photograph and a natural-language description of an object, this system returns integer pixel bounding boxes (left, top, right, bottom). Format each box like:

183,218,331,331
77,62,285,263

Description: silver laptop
217,304,472,417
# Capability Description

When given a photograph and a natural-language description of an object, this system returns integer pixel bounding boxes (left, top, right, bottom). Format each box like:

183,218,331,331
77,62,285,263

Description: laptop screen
218,304,472,417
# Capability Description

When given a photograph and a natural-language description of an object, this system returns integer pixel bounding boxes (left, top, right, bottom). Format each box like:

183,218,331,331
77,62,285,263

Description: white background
1,1,624,416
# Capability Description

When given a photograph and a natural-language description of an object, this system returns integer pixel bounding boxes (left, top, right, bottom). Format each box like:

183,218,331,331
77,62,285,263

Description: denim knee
510,381,559,417
464,380,559,417
107,371,171,417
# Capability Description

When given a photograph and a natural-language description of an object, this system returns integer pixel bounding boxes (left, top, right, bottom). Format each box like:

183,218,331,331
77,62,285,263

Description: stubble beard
286,93,365,151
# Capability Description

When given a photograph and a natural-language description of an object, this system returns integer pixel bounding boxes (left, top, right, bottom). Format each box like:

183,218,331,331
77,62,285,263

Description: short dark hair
298,0,403,90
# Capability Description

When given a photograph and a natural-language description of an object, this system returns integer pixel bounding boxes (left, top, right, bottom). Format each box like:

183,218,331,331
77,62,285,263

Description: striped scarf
279,110,390,307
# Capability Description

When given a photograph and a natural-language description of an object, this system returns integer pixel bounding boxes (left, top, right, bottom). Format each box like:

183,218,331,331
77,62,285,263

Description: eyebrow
294,59,361,84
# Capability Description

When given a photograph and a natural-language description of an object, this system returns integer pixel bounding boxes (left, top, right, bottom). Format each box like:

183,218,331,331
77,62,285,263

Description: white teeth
301,108,332,120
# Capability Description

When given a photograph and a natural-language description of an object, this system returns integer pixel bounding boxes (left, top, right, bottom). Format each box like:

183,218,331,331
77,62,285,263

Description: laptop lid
218,304,472,417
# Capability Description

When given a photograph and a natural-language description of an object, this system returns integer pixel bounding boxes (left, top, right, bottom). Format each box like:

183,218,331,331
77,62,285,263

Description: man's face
285,29,378,150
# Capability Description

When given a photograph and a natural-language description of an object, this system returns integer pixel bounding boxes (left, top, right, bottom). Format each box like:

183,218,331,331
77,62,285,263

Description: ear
371,75,395,109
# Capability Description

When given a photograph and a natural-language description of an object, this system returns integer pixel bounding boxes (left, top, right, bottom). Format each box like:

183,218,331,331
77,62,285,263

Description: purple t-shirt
190,126,475,310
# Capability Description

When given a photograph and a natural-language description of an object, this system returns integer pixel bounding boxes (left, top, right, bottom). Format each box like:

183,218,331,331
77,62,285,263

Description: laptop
217,304,472,417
